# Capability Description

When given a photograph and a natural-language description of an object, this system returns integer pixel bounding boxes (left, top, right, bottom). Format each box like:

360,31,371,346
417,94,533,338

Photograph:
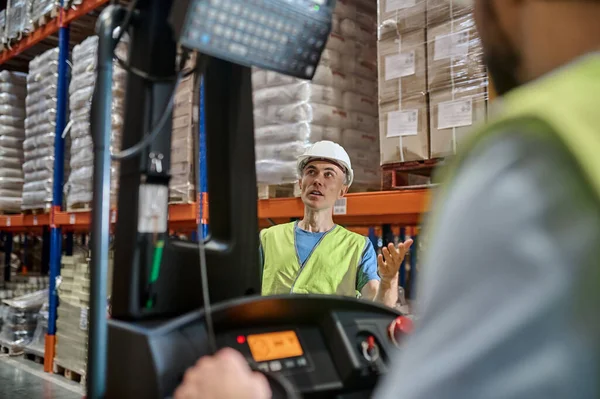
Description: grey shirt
375,131,600,398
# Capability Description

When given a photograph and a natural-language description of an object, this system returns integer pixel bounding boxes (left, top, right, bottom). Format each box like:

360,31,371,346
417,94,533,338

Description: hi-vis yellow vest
429,54,600,298
260,222,368,297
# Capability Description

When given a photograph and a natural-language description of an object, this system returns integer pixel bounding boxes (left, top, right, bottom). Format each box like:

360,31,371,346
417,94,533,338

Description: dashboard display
247,330,303,362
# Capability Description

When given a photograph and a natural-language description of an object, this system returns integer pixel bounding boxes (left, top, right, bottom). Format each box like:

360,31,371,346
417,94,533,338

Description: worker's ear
339,185,349,198
298,178,303,191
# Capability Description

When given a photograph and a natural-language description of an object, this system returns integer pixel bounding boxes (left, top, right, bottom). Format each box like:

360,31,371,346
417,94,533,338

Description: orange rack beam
0,0,110,65
258,189,431,227
0,189,431,232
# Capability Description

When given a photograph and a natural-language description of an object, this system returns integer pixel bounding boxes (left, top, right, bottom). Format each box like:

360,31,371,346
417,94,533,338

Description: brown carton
429,83,488,158
377,0,426,36
378,29,427,104
379,94,429,164
426,13,485,92
426,0,473,27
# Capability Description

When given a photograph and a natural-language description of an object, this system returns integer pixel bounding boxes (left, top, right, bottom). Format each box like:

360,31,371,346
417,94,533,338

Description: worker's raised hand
174,348,271,399
377,240,414,281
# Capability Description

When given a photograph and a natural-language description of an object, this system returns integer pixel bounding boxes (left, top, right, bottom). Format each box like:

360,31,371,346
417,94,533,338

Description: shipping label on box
426,14,485,91
429,85,487,158
379,94,429,164
378,29,427,104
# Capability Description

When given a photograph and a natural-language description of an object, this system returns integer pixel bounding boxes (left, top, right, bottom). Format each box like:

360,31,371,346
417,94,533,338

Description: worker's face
299,160,348,211
474,0,522,95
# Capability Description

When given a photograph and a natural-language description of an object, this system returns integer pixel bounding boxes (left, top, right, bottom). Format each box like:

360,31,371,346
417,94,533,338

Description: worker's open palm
377,240,414,281
174,348,271,399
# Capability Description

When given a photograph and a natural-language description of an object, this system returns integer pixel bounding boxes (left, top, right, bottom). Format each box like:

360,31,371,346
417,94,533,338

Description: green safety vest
260,222,368,297
428,54,600,314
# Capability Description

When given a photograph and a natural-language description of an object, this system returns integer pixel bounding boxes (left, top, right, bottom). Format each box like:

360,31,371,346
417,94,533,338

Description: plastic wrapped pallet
55,247,114,377
170,53,199,204
426,12,486,92
5,0,31,41
65,36,127,210
26,300,48,356
0,10,6,48
0,71,27,212
55,251,89,376
55,299,88,377
253,0,380,190
30,0,57,24
377,0,426,36
426,4,488,157
0,289,47,353
377,7,429,163
426,0,472,27
22,48,60,211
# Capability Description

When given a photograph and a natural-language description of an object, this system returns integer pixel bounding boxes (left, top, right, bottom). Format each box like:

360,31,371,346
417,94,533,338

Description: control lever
361,336,380,362
360,335,387,376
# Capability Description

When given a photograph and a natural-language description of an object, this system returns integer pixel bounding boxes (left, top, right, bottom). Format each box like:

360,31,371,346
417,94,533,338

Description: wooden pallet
0,342,24,356
23,205,52,215
257,184,302,200
381,158,445,190
53,361,86,385
23,348,44,364
0,210,22,215
169,195,195,205
67,202,92,212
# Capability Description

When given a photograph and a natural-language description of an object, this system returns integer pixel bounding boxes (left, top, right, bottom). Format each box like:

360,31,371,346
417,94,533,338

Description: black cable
197,220,217,354
110,52,206,161
111,0,196,82
112,0,138,51
110,72,181,160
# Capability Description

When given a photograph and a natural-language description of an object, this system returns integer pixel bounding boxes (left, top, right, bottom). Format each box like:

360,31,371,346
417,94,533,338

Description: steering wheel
259,370,301,399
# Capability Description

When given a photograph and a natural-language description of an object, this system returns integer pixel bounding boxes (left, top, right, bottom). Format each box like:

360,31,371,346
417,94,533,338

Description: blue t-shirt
260,223,379,292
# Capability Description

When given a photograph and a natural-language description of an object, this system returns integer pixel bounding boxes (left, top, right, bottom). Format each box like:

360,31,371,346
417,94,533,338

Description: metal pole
399,227,406,288
199,76,208,239
4,233,12,282
88,6,124,399
408,232,418,299
45,21,69,372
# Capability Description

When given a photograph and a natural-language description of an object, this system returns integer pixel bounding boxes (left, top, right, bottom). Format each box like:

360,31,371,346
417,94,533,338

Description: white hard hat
297,141,354,186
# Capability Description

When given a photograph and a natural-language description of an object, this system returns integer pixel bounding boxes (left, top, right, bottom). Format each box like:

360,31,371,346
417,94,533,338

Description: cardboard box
342,128,379,151
377,0,426,36
379,94,429,164
426,13,486,92
429,83,487,158
377,29,427,104
426,0,473,27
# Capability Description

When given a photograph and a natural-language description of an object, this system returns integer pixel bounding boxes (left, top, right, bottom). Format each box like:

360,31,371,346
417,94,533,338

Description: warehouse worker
259,140,413,308
174,0,600,398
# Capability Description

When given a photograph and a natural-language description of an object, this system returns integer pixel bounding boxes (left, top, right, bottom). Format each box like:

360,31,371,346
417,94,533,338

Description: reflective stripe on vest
260,222,367,297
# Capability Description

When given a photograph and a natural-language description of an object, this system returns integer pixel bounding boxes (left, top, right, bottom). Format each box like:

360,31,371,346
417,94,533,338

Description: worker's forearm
375,276,398,308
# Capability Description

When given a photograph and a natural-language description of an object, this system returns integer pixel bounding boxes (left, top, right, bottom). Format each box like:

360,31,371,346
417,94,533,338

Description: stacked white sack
0,71,27,212
22,48,59,211
252,0,380,188
65,36,127,209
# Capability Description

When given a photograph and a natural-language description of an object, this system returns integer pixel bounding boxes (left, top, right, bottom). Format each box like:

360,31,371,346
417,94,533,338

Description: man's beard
479,1,522,96
483,47,521,96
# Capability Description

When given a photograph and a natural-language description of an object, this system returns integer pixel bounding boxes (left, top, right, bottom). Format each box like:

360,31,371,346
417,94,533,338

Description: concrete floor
0,354,83,399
